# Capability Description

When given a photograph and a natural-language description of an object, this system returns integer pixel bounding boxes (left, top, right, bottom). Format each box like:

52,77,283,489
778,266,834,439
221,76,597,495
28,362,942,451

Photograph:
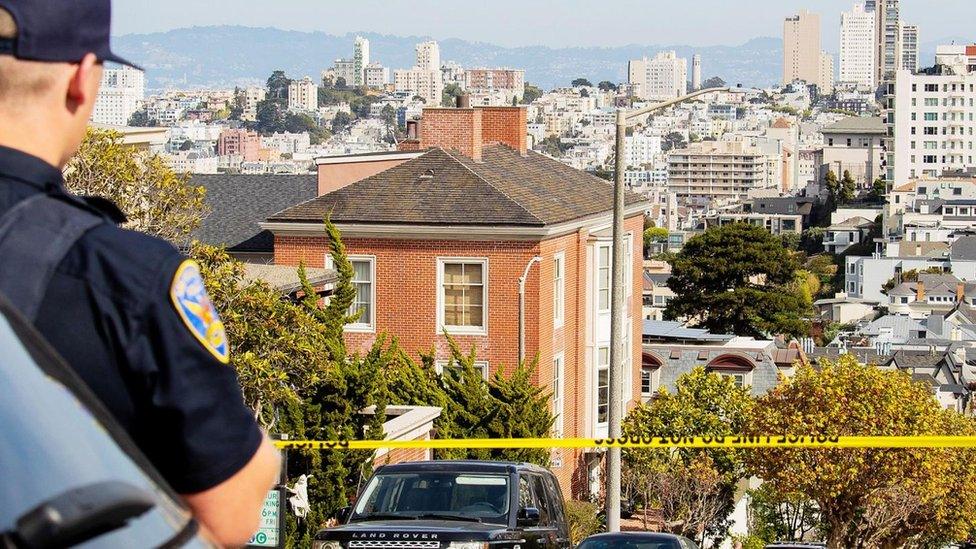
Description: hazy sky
113,0,974,49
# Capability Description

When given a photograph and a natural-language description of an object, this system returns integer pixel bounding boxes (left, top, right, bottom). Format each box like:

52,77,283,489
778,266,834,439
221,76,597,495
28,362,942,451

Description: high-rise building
839,2,876,90
353,36,370,86
393,41,444,105
464,68,526,104
692,54,702,90
627,51,688,100
91,66,145,126
892,45,976,183
667,141,781,202
416,41,440,72
819,51,835,93
900,23,919,73
783,10,822,85
287,76,318,112
873,0,900,83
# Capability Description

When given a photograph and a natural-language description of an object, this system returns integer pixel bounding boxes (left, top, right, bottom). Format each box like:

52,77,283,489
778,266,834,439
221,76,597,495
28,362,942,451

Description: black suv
314,461,571,549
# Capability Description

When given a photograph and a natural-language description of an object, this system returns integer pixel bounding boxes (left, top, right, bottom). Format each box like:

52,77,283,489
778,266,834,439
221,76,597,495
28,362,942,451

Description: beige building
819,52,835,93
667,141,781,202
394,41,444,105
287,76,318,112
818,116,885,187
783,10,822,86
242,87,266,122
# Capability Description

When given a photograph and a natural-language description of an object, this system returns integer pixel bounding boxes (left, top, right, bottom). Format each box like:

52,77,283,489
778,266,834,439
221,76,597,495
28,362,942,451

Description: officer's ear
66,53,101,108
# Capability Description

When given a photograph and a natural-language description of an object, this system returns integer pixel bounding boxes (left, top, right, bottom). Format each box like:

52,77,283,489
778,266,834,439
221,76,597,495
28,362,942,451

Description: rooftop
642,320,733,343
269,145,648,227
820,116,886,135
193,174,318,253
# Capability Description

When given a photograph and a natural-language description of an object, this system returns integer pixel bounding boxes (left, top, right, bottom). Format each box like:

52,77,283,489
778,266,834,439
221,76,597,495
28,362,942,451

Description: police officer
0,1,280,545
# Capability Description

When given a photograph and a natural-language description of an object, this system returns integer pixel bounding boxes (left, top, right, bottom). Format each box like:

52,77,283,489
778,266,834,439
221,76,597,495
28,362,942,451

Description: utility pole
605,86,753,532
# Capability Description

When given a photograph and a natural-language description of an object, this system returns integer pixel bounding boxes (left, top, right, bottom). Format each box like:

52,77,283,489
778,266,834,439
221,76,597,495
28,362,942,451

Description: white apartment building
332,59,357,85
839,2,876,90
242,87,266,122
394,41,444,105
353,36,370,86
783,10,822,86
892,46,976,183
900,23,919,73
666,141,780,202
628,51,688,101
91,66,145,126
624,134,662,167
288,76,318,112
873,0,901,82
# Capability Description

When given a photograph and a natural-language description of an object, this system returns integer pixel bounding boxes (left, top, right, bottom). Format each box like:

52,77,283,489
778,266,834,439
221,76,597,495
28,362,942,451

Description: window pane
468,305,484,327
464,263,483,284
444,263,463,283
349,260,373,324
598,367,609,424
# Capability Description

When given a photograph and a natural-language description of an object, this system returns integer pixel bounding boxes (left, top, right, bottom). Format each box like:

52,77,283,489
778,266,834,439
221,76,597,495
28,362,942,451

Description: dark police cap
0,0,140,69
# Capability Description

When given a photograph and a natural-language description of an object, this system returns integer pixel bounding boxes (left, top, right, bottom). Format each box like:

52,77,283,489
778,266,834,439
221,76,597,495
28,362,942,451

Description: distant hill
113,26,784,91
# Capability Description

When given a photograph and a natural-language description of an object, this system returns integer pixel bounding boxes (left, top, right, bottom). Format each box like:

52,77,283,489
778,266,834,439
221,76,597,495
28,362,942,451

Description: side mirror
517,507,540,527
333,506,351,524
6,480,154,548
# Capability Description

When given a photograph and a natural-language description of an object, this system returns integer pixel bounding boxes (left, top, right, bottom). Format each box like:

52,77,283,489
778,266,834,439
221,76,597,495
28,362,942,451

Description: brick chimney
957,282,965,302
916,280,925,301
396,100,528,161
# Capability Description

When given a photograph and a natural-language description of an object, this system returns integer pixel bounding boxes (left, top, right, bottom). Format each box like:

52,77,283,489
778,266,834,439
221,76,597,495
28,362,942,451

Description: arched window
641,352,663,397
707,353,755,388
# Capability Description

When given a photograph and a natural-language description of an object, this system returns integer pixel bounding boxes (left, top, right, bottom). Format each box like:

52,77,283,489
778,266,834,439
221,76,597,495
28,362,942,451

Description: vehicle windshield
577,539,682,549
0,308,207,548
352,472,511,525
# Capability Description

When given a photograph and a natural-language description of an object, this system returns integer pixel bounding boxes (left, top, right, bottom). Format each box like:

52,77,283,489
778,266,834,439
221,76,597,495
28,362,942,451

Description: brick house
263,105,649,497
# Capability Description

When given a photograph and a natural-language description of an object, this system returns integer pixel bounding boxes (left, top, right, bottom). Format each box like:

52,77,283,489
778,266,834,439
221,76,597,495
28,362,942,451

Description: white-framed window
597,245,611,312
641,366,659,396
552,353,565,436
553,252,565,329
437,258,488,335
597,346,609,426
435,359,489,381
327,254,376,332
715,371,752,389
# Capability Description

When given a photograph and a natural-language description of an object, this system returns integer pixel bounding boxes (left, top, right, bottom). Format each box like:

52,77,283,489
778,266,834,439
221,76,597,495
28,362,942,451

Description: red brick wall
479,107,527,154
273,213,645,500
419,108,483,161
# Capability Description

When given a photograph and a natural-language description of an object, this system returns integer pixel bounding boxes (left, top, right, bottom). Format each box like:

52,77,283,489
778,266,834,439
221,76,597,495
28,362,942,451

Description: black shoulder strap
0,194,105,322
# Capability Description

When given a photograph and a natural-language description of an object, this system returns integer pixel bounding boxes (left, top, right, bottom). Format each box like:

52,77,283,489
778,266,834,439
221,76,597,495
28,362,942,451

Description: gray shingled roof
642,320,733,342
268,145,648,226
950,236,976,261
193,174,318,253
821,116,886,135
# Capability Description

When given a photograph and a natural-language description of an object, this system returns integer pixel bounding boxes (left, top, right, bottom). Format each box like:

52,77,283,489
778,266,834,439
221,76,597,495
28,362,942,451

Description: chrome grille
348,541,441,549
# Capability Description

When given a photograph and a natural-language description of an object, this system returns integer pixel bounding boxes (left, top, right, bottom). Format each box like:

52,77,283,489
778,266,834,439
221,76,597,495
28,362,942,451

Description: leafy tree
64,128,208,246
597,80,618,92
565,501,603,544
880,266,945,294
664,223,810,338
644,226,669,253
745,356,976,549
521,83,543,104
127,108,156,127
580,88,590,98
228,87,246,120
745,484,821,544
349,94,379,118
571,78,593,87
284,112,329,144
266,70,291,102
441,82,464,107
622,368,753,544
179,139,193,151
331,111,353,134
780,231,801,251
380,103,397,128
662,131,687,152
334,76,347,89
539,135,569,157
254,99,288,134
839,170,856,203
192,218,391,547
823,169,839,205
703,76,727,89
869,177,887,202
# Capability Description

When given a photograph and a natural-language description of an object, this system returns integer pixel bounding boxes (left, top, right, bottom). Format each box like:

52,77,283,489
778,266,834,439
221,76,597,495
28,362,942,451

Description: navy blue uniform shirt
0,145,262,494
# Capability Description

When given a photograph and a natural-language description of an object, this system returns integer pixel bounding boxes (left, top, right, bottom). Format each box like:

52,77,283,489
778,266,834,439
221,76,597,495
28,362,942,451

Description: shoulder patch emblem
170,259,230,364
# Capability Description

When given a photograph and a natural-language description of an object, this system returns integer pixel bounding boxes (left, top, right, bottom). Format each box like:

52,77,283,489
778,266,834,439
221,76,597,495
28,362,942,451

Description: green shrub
565,500,603,544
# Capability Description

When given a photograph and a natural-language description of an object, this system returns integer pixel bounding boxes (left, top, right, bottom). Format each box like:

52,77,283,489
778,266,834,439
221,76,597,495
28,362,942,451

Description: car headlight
312,541,342,549
448,543,488,549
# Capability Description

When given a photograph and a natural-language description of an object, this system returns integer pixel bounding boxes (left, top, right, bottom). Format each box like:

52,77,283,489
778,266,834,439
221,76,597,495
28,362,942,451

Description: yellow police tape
273,435,976,451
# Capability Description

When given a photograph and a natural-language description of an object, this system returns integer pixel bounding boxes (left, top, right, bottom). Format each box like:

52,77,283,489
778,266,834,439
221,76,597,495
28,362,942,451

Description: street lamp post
606,86,752,533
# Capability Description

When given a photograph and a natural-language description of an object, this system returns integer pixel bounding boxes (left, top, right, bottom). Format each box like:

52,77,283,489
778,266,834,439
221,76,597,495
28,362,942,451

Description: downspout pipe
518,256,543,364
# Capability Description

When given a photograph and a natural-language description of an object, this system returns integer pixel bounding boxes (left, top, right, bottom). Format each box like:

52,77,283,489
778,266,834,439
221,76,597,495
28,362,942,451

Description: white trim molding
436,256,489,337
